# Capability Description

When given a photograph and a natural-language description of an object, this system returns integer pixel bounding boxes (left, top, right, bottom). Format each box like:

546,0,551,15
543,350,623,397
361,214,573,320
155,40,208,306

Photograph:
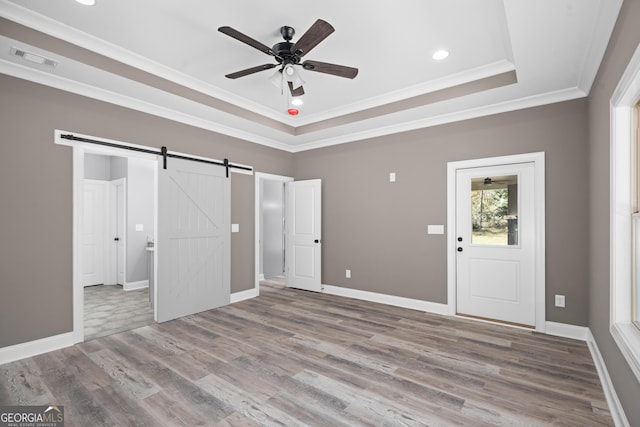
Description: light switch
389,172,396,182
135,223,144,232
428,225,445,235
231,224,239,233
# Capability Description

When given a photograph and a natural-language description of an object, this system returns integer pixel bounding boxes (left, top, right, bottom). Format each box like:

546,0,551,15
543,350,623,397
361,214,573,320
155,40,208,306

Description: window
610,43,640,383
470,175,518,246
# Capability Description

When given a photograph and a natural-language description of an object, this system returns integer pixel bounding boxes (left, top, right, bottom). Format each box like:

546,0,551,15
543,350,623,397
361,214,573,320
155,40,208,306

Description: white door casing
83,180,108,287
157,157,230,323
456,163,535,326
286,179,322,292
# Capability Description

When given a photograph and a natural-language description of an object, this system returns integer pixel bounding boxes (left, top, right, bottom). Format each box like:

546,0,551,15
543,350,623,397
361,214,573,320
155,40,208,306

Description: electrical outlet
389,172,396,182
345,269,351,278
555,294,566,308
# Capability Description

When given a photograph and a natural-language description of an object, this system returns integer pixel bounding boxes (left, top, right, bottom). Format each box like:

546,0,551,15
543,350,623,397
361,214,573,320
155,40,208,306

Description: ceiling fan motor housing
272,41,299,64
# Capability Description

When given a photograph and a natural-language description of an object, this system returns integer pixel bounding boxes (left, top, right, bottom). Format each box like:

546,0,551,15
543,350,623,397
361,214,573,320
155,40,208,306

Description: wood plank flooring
1,283,612,426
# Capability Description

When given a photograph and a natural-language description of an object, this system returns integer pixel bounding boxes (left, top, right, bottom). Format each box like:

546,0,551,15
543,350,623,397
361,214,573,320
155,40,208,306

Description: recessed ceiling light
432,50,449,60
291,98,303,106
75,0,96,5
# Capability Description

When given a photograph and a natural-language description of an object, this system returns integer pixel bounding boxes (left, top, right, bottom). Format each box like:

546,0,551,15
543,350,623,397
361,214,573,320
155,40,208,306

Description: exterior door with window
456,163,535,326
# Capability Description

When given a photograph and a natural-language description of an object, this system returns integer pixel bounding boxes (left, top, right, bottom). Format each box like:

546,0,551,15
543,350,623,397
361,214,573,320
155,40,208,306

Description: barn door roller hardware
61,133,251,178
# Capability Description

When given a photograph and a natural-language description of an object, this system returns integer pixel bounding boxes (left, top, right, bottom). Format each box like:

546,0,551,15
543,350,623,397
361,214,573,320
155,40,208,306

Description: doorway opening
447,152,546,331
82,152,156,341
255,172,293,294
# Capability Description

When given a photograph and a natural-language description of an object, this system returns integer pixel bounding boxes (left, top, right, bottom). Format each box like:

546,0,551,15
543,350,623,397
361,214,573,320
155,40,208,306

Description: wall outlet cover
345,269,351,278
231,224,239,233
428,225,445,235
554,294,566,308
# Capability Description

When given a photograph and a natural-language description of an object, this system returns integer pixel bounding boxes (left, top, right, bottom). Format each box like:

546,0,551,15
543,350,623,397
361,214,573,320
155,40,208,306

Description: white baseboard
586,330,630,427
0,332,74,365
124,280,149,291
545,321,589,340
321,284,449,315
230,287,258,304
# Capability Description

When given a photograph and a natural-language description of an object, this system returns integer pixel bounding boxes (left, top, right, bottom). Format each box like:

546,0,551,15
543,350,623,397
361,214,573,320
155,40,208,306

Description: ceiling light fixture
432,49,449,60
75,0,96,5
291,98,303,106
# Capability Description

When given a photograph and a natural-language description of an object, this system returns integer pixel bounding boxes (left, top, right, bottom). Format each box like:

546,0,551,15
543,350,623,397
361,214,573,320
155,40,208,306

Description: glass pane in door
471,175,518,246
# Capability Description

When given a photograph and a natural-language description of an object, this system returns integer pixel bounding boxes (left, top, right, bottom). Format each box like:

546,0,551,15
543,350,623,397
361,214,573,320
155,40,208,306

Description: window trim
610,42,640,383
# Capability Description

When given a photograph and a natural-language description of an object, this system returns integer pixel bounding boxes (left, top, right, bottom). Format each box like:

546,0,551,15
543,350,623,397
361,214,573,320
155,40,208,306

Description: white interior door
83,180,107,287
456,163,535,326
285,179,322,292
157,158,230,323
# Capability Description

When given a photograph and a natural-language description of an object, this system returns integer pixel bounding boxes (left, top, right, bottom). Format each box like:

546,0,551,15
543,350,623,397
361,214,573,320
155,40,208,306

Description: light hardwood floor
1,283,612,426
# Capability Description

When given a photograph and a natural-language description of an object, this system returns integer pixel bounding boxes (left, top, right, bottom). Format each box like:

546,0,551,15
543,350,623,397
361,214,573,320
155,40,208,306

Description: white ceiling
0,0,623,152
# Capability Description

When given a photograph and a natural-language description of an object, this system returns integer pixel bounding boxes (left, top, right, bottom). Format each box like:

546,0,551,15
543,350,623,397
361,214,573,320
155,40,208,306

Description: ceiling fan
218,19,358,97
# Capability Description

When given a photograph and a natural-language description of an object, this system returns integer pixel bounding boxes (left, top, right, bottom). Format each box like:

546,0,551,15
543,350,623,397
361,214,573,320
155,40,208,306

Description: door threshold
456,313,535,330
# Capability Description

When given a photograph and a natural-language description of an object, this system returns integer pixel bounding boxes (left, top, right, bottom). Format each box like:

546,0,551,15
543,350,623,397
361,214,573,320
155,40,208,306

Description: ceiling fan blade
218,26,275,56
290,19,334,57
288,82,305,97
225,63,277,79
302,60,358,79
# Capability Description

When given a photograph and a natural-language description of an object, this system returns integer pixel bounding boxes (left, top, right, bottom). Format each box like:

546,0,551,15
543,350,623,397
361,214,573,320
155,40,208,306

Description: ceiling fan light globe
284,64,295,76
290,74,305,90
269,70,283,89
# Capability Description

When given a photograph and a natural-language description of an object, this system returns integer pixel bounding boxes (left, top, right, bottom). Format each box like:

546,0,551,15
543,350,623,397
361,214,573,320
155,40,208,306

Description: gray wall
295,99,590,325
84,153,111,180
111,156,127,181
588,0,640,422
126,157,155,283
263,180,284,278
0,74,294,348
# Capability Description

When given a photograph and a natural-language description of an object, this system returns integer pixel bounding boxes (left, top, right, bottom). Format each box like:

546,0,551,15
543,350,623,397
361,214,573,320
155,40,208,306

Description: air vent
10,47,58,68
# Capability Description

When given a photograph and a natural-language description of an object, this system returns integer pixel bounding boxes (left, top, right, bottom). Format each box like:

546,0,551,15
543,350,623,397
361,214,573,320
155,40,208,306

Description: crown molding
0,0,289,125
288,87,587,152
0,58,293,152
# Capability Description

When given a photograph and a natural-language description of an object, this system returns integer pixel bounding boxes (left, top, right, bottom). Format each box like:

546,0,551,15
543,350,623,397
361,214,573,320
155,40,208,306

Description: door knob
314,239,320,243
457,247,463,252
114,237,120,241
457,237,463,242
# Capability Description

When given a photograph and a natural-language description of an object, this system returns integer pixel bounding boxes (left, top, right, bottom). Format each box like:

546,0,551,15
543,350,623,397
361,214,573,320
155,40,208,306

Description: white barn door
157,158,230,322
286,179,322,292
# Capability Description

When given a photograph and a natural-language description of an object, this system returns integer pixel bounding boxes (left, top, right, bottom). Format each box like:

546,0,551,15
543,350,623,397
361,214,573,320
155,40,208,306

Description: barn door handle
314,239,320,243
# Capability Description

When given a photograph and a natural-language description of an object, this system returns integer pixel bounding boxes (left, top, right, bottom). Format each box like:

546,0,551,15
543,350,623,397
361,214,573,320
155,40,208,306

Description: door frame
60,131,159,344
447,152,546,332
254,172,293,296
